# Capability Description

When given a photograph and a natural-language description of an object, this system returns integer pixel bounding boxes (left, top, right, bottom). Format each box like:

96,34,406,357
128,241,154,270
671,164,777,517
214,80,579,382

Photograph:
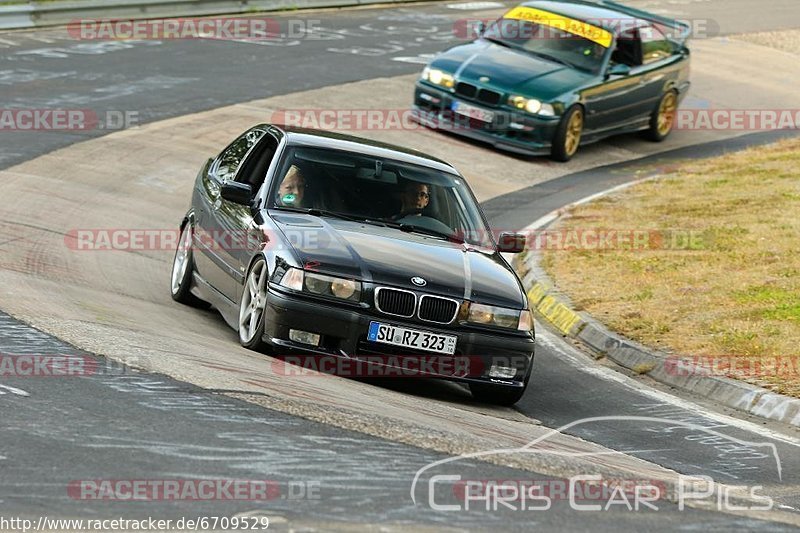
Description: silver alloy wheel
171,224,192,295
239,260,268,344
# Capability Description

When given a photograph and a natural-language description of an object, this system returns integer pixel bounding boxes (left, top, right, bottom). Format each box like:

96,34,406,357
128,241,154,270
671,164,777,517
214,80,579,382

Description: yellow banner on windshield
503,6,614,48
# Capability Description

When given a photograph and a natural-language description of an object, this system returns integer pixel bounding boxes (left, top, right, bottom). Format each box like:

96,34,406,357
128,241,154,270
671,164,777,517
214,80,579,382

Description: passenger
276,165,306,207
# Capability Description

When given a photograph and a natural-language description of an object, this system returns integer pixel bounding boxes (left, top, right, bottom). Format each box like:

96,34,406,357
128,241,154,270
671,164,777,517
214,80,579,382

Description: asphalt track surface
1,0,800,529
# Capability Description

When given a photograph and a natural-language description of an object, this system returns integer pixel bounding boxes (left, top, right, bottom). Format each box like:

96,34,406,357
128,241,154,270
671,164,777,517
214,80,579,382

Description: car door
635,24,682,117
220,130,282,303
194,127,266,302
582,28,652,132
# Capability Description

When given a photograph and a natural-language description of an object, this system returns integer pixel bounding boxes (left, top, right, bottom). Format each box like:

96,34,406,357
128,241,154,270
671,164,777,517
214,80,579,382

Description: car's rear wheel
644,90,678,142
469,366,532,406
170,223,206,307
239,258,270,350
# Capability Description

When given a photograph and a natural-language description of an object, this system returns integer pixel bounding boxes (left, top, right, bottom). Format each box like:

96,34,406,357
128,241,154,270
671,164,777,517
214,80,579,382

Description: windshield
268,146,494,248
482,11,611,74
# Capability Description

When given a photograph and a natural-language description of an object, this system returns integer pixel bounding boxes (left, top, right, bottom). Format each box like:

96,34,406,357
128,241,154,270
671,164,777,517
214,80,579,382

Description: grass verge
541,138,800,397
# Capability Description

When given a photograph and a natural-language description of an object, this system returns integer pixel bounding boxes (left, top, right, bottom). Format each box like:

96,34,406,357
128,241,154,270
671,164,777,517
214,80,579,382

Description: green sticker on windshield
282,193,297,204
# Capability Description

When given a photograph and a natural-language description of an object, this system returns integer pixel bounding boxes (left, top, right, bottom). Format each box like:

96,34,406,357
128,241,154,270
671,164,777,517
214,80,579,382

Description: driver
395,181,430,218
276,165,306,207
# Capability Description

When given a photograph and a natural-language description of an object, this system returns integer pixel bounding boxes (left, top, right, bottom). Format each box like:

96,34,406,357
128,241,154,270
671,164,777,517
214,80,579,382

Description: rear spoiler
571,0,693,43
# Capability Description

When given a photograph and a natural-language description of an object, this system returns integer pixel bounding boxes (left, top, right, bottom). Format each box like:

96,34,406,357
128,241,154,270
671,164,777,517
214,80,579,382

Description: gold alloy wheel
565,109,583,157
657,91,678,136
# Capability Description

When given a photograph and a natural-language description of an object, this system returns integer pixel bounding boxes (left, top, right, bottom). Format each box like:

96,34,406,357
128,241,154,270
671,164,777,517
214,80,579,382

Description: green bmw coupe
413,0,691,161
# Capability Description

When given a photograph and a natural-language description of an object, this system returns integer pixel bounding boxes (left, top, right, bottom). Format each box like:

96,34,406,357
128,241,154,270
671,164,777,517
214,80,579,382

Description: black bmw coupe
170,125,535,404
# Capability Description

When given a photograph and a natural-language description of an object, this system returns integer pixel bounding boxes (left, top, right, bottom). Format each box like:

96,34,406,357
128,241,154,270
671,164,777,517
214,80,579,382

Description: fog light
419,93,441,104
289,329,320,347
489,364,517,379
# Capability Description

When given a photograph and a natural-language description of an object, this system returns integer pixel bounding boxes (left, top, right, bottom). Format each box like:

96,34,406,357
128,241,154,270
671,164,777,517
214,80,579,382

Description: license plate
452,101,494,123
367,321,457,355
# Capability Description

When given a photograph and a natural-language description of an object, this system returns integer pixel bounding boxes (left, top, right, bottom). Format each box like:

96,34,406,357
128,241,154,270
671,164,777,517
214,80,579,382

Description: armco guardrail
0,0,412,31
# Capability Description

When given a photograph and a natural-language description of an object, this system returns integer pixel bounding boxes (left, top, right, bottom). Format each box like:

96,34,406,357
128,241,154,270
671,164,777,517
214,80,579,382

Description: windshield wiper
529,51,574,68
274,207,408,230
272,206,366,223
373,218,466,244
274,207,466,243
484,37,577,69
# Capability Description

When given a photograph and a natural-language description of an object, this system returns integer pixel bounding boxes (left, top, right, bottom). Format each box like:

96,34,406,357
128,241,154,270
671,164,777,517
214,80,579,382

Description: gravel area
733,28,800,55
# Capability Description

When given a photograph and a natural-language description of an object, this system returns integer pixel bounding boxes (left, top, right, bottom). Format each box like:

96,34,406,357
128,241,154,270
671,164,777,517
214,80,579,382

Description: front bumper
413,82,561,156
263,286,535,389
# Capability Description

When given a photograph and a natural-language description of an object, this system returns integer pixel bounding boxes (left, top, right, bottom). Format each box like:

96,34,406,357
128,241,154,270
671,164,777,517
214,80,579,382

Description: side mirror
497,232,526,254
606,63,632,78
221,181,253,206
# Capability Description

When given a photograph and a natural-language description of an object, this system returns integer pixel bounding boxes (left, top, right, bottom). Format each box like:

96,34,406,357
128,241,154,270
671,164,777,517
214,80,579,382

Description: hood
273,214,525,309
431,41,593,102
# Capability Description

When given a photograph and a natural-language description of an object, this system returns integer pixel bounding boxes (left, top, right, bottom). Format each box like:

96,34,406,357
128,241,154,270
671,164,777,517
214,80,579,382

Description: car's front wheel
550,105,583,162
644,90,678,142
239,258,270,351
170,222,206,307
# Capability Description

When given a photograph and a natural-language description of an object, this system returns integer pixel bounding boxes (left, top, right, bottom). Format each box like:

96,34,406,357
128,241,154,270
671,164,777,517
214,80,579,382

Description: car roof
518,0,645,33
271,125,460,175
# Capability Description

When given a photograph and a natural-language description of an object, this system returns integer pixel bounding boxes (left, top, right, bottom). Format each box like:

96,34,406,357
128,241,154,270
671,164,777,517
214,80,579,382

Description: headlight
305,274,329,294
278,268,361,302
305,271,361,302
422,67,455,89
467,303,521,329
507,95,556,117
331,278,357,299
278,267,304,290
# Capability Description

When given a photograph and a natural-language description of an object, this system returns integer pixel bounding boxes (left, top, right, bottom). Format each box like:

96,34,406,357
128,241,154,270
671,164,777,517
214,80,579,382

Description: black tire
550,105,584,162
238,258,270,351
170,222,207,308
469,365,532,406
643,90,678,142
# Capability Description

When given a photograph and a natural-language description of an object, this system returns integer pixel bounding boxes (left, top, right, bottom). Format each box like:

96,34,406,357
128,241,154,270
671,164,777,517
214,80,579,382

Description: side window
639,25,674,64
215,129,265,182
610,29,642,67
235,135,278,191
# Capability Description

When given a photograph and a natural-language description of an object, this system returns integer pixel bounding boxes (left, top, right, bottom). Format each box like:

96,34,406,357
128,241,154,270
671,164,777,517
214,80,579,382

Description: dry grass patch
541,139,800,396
